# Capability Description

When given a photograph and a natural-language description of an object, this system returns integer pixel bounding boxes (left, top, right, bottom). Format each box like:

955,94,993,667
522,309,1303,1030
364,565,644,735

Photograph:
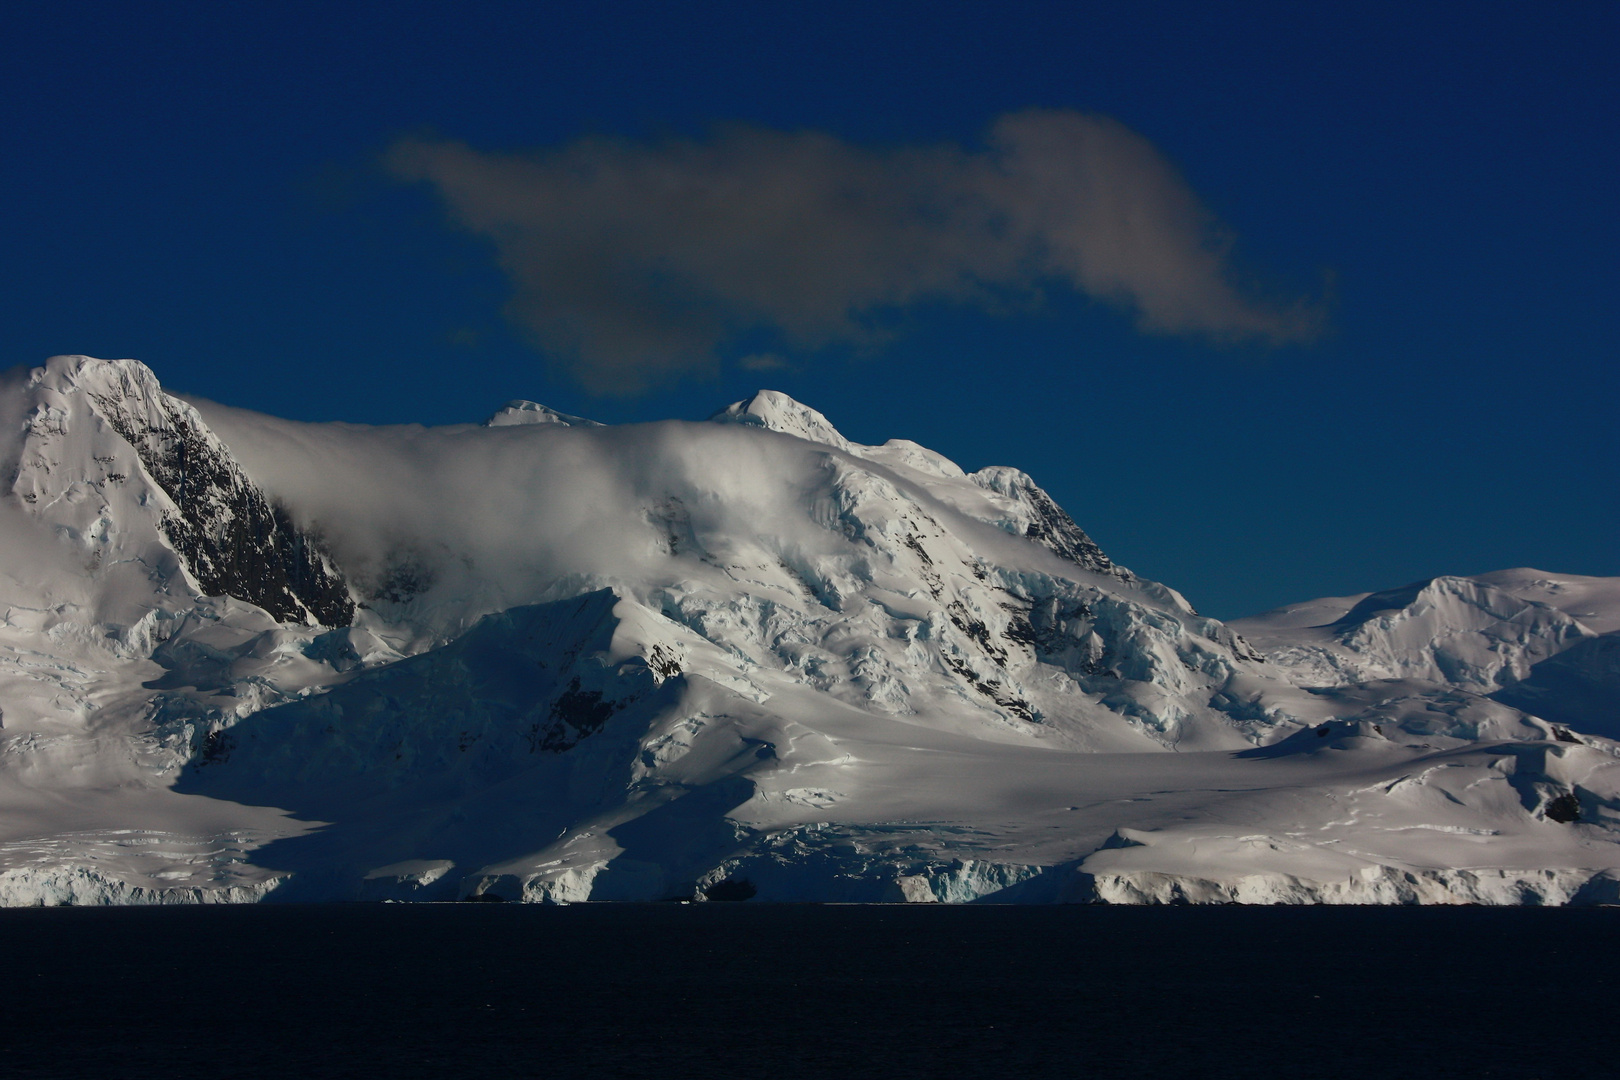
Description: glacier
2,354,1618,905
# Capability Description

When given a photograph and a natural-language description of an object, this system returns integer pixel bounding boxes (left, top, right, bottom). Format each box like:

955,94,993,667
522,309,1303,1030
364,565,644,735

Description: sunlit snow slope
2,356,1618,905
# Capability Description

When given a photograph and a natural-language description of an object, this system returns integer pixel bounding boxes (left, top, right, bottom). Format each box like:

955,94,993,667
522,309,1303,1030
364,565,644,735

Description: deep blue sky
4,1,1615,617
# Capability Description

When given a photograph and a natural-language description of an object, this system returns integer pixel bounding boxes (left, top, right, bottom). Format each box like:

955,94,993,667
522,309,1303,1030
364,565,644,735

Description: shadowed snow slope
2,356,1618,905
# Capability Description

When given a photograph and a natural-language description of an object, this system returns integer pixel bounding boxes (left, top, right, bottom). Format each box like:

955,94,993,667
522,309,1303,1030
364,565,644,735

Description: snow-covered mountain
2,355,1617,905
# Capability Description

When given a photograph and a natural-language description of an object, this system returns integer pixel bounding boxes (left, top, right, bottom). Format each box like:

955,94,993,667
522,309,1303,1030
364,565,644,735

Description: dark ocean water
1,903,1613,1079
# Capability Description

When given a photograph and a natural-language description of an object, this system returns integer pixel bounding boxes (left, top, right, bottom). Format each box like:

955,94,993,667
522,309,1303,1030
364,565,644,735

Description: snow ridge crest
483,400,603,428
709,390,854,452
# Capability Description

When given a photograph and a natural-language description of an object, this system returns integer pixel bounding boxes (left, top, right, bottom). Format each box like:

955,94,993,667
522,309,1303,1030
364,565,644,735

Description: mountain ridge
2,356,1617,906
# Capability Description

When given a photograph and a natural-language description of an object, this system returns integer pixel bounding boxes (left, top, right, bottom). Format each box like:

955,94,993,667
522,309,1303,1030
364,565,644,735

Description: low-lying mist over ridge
3,355,1620,906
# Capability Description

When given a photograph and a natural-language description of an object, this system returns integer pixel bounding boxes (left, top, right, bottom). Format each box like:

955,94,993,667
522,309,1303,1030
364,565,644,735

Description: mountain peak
708,390,852,452
17,354,354,627
38,353,162,396
483,400,603,428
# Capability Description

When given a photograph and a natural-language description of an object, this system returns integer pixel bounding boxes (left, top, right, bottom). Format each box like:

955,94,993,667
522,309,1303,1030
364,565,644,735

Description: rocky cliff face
966,466,1116,574
10,355,352,626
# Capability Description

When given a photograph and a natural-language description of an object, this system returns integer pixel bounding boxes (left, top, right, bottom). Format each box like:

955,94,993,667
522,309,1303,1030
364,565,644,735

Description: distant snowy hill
1232,570,1620,737
2,355,1617,906
483,399,604,428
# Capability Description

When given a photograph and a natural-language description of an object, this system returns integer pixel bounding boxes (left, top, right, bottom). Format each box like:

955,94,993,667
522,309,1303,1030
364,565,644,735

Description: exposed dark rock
947,601,1006,664
1004,597,1094,659
647,644,682,680
971,468,1114,573
1002,597,1116,685
1546,793,1582,824
197,727,235,766
1229,634,1267,664
1020,485,1112,571
86,375,353,626
533,677,621,753
942,654,1037,722
901,532,933,566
